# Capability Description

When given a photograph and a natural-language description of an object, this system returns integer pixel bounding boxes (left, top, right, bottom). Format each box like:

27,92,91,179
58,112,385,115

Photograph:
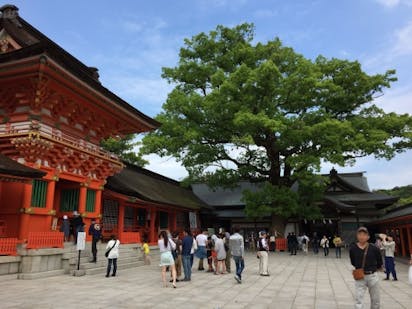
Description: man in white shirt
229,226,244,283
196,230,208,271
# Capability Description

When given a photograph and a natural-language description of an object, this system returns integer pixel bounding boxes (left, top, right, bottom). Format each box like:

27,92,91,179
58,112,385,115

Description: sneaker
234,275,241,283
393,278,398,281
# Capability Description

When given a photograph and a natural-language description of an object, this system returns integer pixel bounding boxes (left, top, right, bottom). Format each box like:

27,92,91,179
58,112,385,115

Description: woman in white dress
158,230,177,288
214,233,227,275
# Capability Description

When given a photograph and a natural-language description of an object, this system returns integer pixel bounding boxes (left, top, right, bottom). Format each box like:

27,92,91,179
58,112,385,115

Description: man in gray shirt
229,226,245,283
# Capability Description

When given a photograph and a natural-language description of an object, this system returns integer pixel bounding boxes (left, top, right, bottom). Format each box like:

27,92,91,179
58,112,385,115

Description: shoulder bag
105,240,117,258
352,244,369,280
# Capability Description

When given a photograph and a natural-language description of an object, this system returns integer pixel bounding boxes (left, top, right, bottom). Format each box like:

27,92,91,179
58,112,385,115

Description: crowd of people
98,224,411,308
151,226,246,288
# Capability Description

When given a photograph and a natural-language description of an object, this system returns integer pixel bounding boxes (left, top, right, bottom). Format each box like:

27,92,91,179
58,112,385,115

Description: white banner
76,232,86,251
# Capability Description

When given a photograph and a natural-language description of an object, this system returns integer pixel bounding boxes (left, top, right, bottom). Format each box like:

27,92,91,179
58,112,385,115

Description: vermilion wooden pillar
45,180,56,228
19,182,33,240
406,226,412,258
149,207,157,243
94,189,102,222
78,185,87,215
118,200,125,239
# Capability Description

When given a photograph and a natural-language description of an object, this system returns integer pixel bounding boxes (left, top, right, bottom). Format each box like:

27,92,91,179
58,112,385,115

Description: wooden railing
26,232,64,249
0,238,18,256
120,232,141,244
0,121,119,161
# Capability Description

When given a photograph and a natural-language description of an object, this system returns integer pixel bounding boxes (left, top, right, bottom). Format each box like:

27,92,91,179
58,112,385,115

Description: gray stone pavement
1,250,411,309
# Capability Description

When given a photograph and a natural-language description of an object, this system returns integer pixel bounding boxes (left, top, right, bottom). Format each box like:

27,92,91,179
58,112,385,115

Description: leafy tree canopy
141,23,412,223
101,134,147,166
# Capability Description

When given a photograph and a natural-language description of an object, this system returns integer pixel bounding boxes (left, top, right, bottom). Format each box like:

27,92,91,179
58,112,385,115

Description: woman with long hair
158,230,177,288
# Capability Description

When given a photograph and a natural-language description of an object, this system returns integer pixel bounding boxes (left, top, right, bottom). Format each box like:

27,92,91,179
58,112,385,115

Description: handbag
105,240,117,258
352,244,369,280
169,239,178,260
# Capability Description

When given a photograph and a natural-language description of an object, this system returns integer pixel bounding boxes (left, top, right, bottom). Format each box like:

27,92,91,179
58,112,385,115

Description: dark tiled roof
0,154,46,178
191,182,262,206
0,6,159,130
106,164,207,210
192,171,397,211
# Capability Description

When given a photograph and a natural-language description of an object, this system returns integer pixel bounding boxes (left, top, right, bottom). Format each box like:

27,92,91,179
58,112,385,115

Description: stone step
17,269,65,280
68,251,143,265
84,260,146,276
77,257,144,270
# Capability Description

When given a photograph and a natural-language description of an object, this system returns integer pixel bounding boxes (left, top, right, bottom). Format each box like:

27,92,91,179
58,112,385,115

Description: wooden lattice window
31,180,47,208
138,208,146,227
102,199,119,230
159,211,169,229
60,188,79,212
86,189,96,212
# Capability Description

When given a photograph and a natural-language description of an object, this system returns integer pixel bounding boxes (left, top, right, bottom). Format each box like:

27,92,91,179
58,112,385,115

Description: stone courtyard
1,250,411,309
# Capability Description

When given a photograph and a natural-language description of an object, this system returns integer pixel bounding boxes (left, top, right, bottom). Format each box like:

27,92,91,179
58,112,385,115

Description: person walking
181,229,193,282
88,219,101,263
290,232,298,255
105,235,120,278
312,233,319,254
257,231,269,276
269,234,276,252
190,232,197,268
196,230,208,271
229,226,244,283
287,232,292,253
349,227,383,309
301,233,310,255
224,230,231,273
71,211,84,244
333,235,343,259
158,230,177,288
380,233,398,281
320,235,329,256
214,233,227,275
171,232,182,281
60,215,70,242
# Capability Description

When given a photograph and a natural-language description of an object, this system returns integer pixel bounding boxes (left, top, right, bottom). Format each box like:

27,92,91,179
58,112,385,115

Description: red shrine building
0,4,203,251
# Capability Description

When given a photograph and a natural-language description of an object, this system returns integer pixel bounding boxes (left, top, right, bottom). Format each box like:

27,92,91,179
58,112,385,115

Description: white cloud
393,20,412,55
253,9,278,18
143,153,188,181
102,75,173,114
376,0,402,7
375,0,412,7
374,85,412,114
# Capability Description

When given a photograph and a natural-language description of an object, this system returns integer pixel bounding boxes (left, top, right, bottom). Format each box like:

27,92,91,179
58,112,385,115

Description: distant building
193,168,398,242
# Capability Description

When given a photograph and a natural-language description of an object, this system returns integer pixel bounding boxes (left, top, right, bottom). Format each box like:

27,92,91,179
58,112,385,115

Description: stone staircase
63,242,159,276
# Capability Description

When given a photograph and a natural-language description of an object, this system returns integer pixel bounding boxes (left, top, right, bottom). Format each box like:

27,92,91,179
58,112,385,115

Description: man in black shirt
349,227,383,309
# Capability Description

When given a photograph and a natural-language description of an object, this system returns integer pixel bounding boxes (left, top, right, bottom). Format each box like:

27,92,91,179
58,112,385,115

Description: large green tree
141,23,412,230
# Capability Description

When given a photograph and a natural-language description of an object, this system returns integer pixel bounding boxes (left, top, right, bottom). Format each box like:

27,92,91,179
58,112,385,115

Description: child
142,238,151,265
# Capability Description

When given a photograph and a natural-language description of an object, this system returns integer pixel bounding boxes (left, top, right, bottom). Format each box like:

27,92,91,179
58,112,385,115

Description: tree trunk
271,213,287,238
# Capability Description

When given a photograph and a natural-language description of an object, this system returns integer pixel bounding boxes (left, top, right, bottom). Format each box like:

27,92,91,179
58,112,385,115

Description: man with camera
349,227,383,309
379,233,398,281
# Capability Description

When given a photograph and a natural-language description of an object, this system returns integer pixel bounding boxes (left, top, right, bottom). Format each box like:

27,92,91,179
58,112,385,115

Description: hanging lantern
329,219,332,224
304,219,307,224
323,219,326,224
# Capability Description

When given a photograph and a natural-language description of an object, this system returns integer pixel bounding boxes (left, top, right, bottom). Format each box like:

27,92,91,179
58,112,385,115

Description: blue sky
8,0,412,189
